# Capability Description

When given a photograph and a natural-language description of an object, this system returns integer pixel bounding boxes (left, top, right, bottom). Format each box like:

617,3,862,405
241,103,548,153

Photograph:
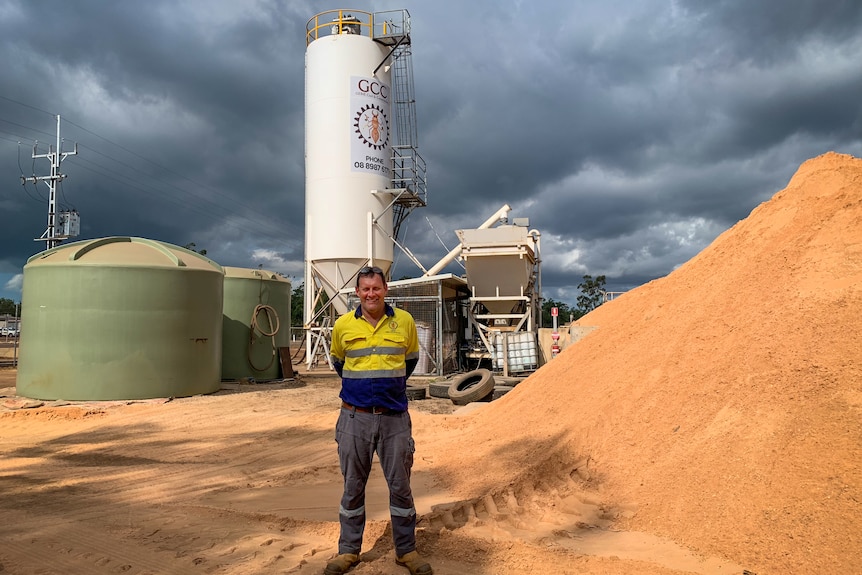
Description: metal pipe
529,228,541,330
423,203,511,277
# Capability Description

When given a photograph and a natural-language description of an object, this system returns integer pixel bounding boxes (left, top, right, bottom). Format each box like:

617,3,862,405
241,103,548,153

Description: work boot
323,553,359,575
396,550,433,575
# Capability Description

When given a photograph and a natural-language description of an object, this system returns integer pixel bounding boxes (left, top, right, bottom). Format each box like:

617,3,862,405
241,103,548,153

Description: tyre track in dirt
420,464,745,575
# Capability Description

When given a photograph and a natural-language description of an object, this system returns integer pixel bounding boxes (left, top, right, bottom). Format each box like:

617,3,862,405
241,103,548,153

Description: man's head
355,266,388,319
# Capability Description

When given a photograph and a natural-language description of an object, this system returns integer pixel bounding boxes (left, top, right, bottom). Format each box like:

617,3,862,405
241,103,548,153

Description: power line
0,117,55,140
0,95,54,117
17,143,47,204
64,118,275,220
1,96,296,246
70,146,290,240
57,117,293,241
69,155,297,243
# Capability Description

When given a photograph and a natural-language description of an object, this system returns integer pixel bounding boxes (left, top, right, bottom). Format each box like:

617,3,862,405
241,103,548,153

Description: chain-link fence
349,278,467,375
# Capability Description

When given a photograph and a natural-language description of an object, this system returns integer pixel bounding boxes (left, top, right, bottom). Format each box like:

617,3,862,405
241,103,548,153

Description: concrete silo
304,9,426,367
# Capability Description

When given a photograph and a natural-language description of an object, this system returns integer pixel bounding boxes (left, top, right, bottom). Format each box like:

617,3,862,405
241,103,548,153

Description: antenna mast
22,114,78,249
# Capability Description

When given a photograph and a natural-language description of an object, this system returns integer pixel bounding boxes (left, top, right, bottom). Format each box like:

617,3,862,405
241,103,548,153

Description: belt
341,401,401,415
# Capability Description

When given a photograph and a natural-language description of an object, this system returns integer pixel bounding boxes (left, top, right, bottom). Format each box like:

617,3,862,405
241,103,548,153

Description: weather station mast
22,114,80,250
303,9,427,369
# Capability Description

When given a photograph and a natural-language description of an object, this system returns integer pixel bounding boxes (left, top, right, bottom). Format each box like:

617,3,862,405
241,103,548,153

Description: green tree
291,283,304,328
290,282,331,329
0,298,20,316
183,242,207,256
576,274,606,316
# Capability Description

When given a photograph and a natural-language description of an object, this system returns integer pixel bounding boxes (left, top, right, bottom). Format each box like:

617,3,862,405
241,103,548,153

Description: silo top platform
306,9,411,47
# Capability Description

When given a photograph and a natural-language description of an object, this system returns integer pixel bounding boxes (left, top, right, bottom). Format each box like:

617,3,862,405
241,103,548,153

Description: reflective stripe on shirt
345,346,406,357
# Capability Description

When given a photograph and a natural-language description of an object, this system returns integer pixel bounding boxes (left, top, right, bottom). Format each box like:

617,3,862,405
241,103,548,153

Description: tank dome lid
26,236,224,272
223,266,291,283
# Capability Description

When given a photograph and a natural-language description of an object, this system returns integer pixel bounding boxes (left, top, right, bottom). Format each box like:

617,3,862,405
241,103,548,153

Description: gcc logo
357,79,389,100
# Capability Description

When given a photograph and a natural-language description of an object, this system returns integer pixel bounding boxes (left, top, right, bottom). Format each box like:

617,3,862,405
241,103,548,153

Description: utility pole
22,114,78,250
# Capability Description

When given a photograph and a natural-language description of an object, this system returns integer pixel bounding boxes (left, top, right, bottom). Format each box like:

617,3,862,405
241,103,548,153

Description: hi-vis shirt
330,304,420,412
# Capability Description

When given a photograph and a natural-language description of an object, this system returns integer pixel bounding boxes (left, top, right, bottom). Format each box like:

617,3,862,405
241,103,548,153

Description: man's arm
405,358,418,378
403,311,420,379
330,318,345,378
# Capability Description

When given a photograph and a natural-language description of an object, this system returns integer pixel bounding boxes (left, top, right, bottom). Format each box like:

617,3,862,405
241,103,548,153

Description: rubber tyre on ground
448,369,496,405
492,385,514,400
496,376,526,387
428,381,451,399
406,385,427,401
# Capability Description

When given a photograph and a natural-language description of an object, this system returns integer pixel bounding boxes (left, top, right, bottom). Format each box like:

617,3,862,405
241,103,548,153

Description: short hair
356,266,387,287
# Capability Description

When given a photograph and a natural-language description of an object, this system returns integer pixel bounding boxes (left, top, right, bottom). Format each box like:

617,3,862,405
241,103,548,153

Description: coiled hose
247,304,280,373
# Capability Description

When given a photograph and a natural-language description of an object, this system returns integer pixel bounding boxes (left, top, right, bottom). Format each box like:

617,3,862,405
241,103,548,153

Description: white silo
304,9,425,366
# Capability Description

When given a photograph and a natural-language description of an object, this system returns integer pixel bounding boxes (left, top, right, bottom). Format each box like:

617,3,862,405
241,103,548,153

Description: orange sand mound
431,152,862,574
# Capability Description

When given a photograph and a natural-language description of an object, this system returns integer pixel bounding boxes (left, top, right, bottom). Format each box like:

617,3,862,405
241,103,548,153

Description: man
325,266,433,575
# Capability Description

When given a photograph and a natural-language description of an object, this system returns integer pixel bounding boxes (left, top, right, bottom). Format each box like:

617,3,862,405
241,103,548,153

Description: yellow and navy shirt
330,304,420,412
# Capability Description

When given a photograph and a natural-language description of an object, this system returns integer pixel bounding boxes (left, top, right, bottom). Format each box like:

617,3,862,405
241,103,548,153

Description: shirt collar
353,303,396,319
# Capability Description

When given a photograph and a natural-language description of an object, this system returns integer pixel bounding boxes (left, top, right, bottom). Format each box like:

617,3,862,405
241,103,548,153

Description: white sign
350,76,391,176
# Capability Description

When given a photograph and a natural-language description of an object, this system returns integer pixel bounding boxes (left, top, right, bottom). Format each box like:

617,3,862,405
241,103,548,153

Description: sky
1,0,860,310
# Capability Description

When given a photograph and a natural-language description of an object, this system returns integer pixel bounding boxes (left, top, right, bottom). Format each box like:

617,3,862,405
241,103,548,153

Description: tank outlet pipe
530,228,542,329
423,203,512,277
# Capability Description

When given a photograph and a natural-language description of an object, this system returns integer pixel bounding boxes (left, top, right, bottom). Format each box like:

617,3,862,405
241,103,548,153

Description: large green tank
17,237,224,400
221,267,292,381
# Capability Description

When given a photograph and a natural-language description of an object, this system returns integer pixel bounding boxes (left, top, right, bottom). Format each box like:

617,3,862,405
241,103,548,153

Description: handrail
306,9,410,46
306,10,373,45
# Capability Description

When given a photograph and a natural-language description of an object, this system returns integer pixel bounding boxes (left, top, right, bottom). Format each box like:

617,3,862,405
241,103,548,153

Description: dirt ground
0,370,705,575
1,152,860,575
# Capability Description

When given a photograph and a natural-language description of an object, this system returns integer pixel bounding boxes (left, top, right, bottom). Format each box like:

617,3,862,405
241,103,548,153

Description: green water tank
17,237,224,400
221,267,292,381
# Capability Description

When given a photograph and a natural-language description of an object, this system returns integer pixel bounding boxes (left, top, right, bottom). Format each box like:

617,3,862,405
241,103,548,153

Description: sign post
551,307,560,358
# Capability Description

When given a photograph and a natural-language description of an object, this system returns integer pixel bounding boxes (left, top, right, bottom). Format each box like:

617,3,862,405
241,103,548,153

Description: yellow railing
306,10,373,45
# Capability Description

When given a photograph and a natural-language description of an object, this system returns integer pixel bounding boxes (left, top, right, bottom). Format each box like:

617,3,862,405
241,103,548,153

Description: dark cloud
1,0,861,307
678,0,862,63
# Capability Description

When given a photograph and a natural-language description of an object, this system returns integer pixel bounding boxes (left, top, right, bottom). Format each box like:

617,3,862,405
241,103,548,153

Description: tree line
540,274,606,325
0,298,21,316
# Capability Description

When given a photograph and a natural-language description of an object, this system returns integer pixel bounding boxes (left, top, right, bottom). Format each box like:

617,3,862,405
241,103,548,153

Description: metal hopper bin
458,223,541,375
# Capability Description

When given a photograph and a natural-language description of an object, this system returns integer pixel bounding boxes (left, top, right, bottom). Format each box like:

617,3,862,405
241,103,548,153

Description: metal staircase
373,10,427,241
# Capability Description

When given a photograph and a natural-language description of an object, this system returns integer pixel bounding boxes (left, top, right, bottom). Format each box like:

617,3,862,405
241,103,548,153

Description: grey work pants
335,407,417,556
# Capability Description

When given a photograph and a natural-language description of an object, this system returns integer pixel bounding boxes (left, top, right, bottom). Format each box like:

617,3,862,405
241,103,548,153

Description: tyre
492,385,514,400
428,381,451,399
496,376,525,387
406,385,426,401
448,369,495,405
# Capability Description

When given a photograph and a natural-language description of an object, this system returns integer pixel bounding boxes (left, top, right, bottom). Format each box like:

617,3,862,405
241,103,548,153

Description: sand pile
430,152,862,574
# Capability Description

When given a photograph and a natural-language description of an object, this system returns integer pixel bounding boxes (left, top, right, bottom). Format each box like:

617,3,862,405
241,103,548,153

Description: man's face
356,273,388,317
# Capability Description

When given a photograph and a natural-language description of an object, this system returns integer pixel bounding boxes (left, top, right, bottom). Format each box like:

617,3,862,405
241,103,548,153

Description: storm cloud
1,0,860,306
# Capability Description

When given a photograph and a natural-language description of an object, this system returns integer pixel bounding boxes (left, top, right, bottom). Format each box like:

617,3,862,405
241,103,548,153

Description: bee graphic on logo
368,110,381,143
354,104,389,150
